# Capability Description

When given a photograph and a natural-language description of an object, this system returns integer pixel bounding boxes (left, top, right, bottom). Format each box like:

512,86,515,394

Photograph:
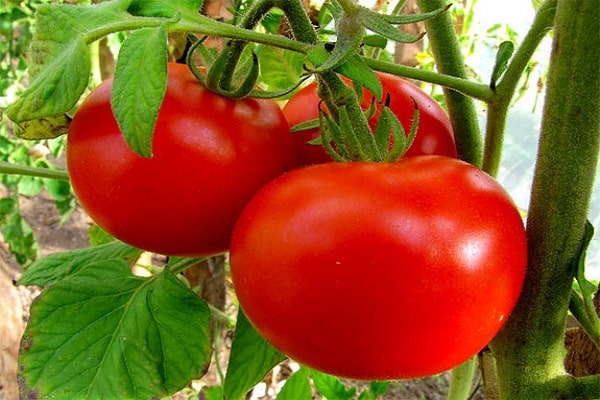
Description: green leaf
573,221,600,347
15,113,71,140
128,0,203,18
369,381,391,396
224,308,286,400
201,385,225,400
490,41,515,89
309,369,356,400
0,197,37,265
20,262,212,399
19,241,143,287
277,367,312,400
257,45,305,93
335,54,383,101
111,25,168,157
5,0,143,125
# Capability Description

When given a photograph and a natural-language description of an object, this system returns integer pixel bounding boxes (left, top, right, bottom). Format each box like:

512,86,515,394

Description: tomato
282,72,457,165
230,157,527,380
67,63,295,257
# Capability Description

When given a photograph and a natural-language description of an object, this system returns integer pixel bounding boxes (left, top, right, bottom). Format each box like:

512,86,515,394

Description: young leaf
128,0,204,18
224,308,286,400
256,45,305,93
111,25,168,157
490,41,515,90
309,369,356,400
20,261,212,399
5,0,145,125
19,241,143,288
277,367,312,400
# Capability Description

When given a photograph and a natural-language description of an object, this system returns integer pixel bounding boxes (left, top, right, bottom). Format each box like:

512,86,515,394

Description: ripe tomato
282,72,457,165
230,157,527,380
67,63,295,257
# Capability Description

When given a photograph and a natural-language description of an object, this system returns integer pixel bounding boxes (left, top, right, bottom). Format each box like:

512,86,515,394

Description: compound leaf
20,261,212,399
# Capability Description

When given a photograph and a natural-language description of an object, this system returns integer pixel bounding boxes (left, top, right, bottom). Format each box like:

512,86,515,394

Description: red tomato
282,72,457,165
230,157,527,380
67,63,295,257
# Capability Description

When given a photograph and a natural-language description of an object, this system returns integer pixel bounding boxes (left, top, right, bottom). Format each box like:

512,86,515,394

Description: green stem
490,0,600,398
167,257,206,275
0,161,69,181
481,0,557,177
447,356,477,400
171,14,312,54
364,58,493,102
416,0,483,166
214,0,276,91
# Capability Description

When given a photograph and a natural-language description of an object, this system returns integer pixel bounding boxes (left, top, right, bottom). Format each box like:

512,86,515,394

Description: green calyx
314,72,418,163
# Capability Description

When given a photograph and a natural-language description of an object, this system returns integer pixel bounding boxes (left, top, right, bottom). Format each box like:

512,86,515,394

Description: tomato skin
282,72,457,165
67,63,295,257
230,157,527,380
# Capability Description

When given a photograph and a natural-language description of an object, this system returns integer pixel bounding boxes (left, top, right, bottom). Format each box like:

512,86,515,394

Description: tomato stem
0,160,69,181
447,356,478,400
416,0,483,166
490,0,600,397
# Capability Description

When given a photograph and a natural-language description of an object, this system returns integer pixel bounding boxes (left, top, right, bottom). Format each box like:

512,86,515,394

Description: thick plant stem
416,0,482,166
490,0,600,399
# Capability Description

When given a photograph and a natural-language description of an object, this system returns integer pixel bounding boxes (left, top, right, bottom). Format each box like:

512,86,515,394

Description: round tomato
282,72,457,165
230,157,527,380
67,63,295,257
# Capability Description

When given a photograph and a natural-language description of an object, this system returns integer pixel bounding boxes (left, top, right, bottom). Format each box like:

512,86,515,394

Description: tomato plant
283,72,457,166
230,156,527,380
66,62,295,257
3,0,599,399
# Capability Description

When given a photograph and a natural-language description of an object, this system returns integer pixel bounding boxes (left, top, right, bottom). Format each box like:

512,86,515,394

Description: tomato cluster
67,64,527,380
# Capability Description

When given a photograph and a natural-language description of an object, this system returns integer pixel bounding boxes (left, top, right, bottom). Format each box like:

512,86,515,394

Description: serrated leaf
6,38,90,124
128,0,203,18
19,241,143,287
224,308,286,400
277,367,311,400
490,41,515,89
257,45,305,92
20,262,212,399
5,0,152,125
111,26,168,157
309,369,356,400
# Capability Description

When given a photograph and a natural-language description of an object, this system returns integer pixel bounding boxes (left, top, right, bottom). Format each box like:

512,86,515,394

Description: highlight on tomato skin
282,72,458,166
66,62,296,257
229,156,527,380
